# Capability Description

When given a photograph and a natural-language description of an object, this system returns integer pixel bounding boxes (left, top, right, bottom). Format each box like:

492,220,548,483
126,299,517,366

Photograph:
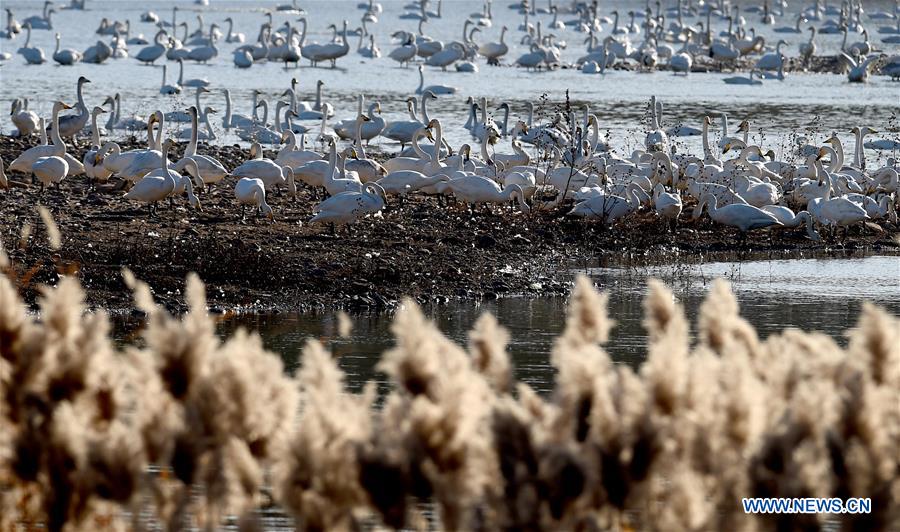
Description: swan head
52,101,73,113
91,106,107,118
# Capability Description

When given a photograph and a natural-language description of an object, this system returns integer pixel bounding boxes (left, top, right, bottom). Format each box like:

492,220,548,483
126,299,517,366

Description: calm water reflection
211,255,899,394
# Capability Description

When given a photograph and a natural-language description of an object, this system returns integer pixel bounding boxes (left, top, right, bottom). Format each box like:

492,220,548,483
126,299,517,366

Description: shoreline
2,138,898,314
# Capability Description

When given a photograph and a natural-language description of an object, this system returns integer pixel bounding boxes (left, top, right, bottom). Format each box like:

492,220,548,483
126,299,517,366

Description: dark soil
1,136,898,314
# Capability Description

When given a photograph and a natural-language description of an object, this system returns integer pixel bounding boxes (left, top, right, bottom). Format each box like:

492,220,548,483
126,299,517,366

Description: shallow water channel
197,254,900,394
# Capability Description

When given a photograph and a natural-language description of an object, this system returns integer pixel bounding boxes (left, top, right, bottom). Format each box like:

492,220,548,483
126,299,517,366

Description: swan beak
426,130,435,141
722,143,732,153
267,211,275,221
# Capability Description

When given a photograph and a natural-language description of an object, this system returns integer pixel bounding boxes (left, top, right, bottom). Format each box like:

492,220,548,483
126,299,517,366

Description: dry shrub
0,271,897,531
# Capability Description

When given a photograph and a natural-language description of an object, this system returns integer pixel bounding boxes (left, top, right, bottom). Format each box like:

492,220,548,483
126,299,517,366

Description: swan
236,100,282,144
381,97,428,149
436,175,530,212
234,48,253,68
22,2,54,30
18,24,46,64
388,33,418,66
49,76,91,140
82,39,112,64
761,205,822,240
3,8,22,38
799,27,817,66
123,20,148,45
125,139,201,216
645,96,669,153
310,183,387,226
176,58,210,89
231,142,297,195
377,169,448,195
415,64,458,95
568,183,647,222
516,43,546,70
224,17,245,43
84,106,113,184
845,194,895,221
159,65,181,95
756,39,786,73
669,48,693,75
32,155,69,193
235,178,274,221
302,20,350,67
334,102,385,142
425,42,465,70
187,30,218,63
135,30,168,64
692,192,781,231
359,34,380,58
843,53,880,82
652,183,683,228
10,99,39,137
9,101,78,175
492,121,530,169
382,126,435,174
807,167,870,228
323,146,367,195
175,106,228,187
276,130,323,170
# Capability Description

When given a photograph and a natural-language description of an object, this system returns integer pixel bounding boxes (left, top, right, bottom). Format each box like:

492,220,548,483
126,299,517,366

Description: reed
1,237,897,530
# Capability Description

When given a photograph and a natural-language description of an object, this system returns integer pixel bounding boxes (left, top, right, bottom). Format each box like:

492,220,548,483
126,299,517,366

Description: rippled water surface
3,0,899,158
199,255,900,393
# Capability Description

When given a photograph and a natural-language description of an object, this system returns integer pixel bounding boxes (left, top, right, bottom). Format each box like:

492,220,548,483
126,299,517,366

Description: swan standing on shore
692,192,782,231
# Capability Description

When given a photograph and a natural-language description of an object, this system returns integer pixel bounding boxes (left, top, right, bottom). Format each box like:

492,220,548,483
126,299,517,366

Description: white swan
124,139,201,216
276,130,323,169
10,99,39,137
692,192,781,231
235,178,274,221
224,17,245,43
761,205,821,240
18,24,46,64
9,101,74,174
478,26,509,65
568,183,647,222
231,142,297,195
415,64,458,94
160,65,180,95
32,155,69,192
388,33,417,66
645,96,669,152
84,106,112,184
175,106,228,187
377,170,447,195
436,174,530,212
652,183,683,227
135,30,168,64
50,76,90,139
310,183,387,226
52,33,82,65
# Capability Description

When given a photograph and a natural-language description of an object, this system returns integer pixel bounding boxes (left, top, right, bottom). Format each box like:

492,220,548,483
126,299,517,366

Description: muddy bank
1,137,897,313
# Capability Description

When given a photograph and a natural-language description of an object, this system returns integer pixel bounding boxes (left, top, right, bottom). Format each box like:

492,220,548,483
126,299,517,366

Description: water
3,0,899,161
183,255,899,394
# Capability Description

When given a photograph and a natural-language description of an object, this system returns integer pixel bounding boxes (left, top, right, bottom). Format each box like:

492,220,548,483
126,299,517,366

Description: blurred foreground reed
1,236,898,531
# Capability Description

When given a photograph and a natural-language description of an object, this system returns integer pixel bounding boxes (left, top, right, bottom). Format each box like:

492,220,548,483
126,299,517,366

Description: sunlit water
189,255,900,394
2,0,899,162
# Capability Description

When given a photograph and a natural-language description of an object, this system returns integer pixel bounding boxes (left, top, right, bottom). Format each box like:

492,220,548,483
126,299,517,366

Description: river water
2,0,899,163
198,254,899,393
